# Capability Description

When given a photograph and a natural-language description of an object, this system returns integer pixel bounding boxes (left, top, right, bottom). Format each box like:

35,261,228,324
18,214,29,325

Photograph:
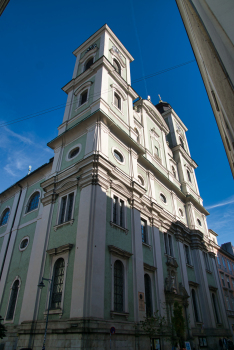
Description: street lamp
38,277,53,350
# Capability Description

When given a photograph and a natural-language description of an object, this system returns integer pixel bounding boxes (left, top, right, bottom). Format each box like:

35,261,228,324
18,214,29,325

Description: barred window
59,192,74,224
51,258,65,309
144,274,152,317
27,192,40,213
6,280,20,320
114,260,124,312
0,208,10,226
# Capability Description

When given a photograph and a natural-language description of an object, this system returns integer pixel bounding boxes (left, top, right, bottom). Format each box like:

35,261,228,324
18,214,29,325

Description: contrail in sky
206,196,234,209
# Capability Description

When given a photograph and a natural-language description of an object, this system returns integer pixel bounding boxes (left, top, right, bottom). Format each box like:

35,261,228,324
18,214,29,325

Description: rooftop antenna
28,165,32,175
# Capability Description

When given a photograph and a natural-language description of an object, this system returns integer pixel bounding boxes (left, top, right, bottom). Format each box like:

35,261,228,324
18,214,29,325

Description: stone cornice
144,263,157,272
209,285,218,292
108,245,132,259
47,243,73,256
188,281,199,288
172,144,198,169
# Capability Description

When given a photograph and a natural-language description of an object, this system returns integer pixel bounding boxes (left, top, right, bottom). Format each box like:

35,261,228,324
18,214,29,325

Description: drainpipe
0,183,22,280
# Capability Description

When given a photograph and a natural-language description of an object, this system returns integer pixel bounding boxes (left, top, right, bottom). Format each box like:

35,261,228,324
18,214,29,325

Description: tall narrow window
187,170,191,182
203,252,210,271
179,137,184,149
227,277,231,289
113,196,118,224
164,233,173,256
217,255,221,266
191,289,199,323
154,146,159,157
168,235,173,256
141,219,147,243
6,280,20,320
114,260,124,312
134,128,140,143
184,245,191,265
80,90,88,105
114,92,121,110
120,200,124,227
172,166,176,178
59,192,74,224
51,258,65,309
0,208,10,226
84,57,93,71
113,59,121,75
27,192,40,213
212,293,220,323
227,260,232,273
144,274,152,317
221,274,225,286
112,196,125,228
222,257,227,270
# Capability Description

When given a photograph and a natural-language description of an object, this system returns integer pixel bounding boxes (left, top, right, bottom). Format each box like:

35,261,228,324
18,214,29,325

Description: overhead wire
0,59,195,129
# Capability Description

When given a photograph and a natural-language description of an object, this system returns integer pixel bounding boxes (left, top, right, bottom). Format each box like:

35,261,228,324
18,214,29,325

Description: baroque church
0,25,231,350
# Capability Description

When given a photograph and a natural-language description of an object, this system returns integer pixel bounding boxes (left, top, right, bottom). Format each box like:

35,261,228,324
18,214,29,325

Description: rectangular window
184,245,191,265
112,195,125,228
59,192,74,224
226,296,231,310
227,260,232,273
164,233,173,256
154,146,159,157
227,277,231,289
221,274,225,287
141,219,147,243
203,252,210,271
217,255,221,267
222,257,227,270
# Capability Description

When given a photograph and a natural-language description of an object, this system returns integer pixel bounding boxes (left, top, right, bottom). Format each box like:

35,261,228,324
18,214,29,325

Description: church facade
0,25,231,350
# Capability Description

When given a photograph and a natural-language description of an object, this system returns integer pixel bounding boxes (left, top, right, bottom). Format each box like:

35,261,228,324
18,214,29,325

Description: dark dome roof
155,101,172,114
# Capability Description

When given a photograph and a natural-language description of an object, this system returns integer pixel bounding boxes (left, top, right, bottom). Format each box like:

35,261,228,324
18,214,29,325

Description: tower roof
155,101,172,114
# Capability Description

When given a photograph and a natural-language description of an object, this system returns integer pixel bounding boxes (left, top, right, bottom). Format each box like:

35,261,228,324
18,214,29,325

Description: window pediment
108,245,132,259
47,243,73,256
110,83,127,101
74,81,93,96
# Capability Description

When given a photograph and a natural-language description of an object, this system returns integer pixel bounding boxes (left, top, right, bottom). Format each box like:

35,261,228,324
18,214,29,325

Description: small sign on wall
138,292,145,311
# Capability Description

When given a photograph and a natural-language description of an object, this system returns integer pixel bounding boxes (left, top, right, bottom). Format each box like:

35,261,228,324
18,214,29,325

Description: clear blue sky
0,0,233,244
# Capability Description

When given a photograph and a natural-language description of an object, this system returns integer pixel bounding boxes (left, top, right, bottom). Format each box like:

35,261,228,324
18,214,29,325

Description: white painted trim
65,143,82,162
111,147,125,165
19,236,29,252
24,189,41,216
4,276,21,323
110,256,129,313
0,206,11,227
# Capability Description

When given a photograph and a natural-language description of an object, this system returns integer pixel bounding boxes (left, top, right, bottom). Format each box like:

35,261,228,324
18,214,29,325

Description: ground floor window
151,338,160,350
199,337,207,347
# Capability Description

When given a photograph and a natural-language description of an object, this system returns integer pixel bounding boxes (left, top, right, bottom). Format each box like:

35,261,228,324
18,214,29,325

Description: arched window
6,280,20,320
144,274,152,317
84,57,93,71
114,260,124,312
114,92,121,110
179,137,184,149
80,90,88,106
51,258,65,309
191,289,199,323
212,293,220,323
187,170,191,182
160,193,167,203
26,192,40,213
113,59,121,75
0,208,10,226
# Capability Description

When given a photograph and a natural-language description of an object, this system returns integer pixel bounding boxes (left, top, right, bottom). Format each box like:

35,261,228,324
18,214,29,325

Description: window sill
23,207,39,217
111,102,124,115
142,242,151,250
110,311,129,320
153,154,162,164
44,308,63,318
110,221,128,234
54,219,74,231
186,263,194,269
